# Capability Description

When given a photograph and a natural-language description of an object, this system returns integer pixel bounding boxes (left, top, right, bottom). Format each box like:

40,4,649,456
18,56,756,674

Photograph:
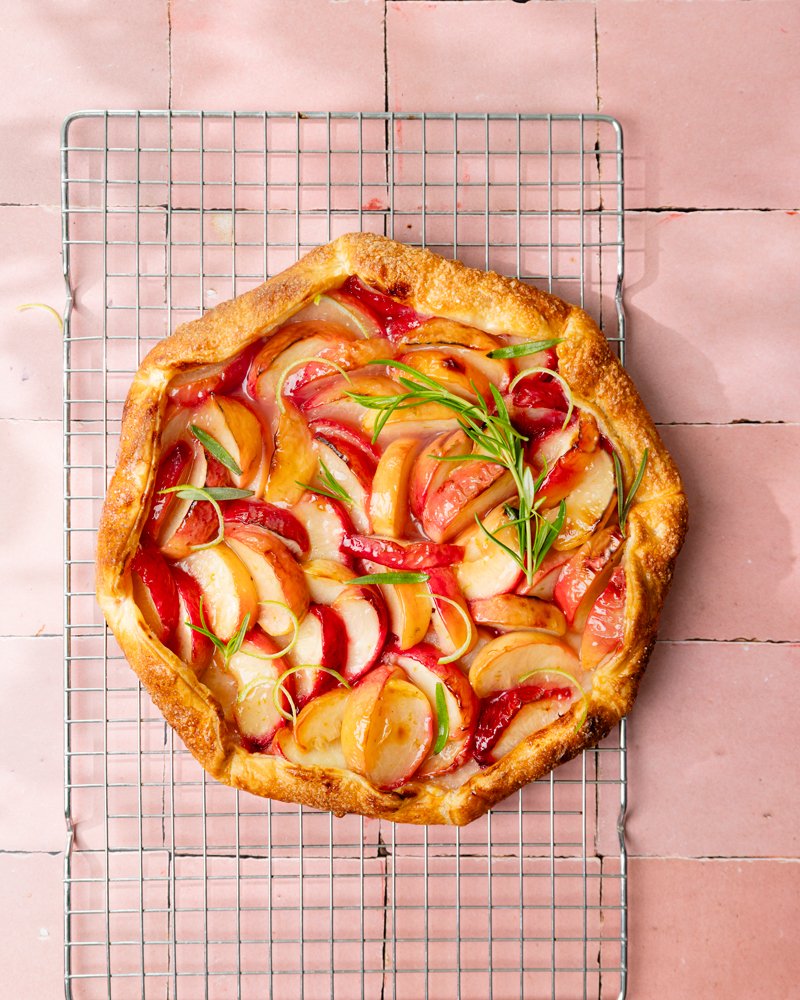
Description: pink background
2,1,799,997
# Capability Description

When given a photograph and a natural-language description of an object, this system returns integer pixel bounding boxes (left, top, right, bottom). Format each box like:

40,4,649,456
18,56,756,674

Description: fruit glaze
131,276,633,792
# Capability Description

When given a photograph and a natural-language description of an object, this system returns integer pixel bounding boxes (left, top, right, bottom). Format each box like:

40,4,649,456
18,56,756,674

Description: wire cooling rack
62,111,628,999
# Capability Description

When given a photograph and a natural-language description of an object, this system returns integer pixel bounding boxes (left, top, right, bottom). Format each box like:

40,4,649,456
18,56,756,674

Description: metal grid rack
62,111,628,999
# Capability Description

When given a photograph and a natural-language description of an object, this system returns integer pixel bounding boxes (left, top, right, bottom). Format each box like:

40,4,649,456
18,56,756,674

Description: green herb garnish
346,360,562,582
613,448,649,536
432,682,450,754
347,571,430,586
486,337,564,360
190,424,243,477
296,458,353,505
185,599,251,665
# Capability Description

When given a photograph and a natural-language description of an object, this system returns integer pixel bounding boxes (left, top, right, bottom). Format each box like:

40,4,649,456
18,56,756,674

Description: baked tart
96,233,687,825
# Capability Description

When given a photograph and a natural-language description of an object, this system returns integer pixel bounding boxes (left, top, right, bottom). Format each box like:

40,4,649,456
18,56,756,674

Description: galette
96,233,687,825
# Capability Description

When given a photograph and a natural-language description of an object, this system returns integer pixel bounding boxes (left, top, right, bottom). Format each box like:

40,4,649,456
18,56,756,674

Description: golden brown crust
96,233,687,825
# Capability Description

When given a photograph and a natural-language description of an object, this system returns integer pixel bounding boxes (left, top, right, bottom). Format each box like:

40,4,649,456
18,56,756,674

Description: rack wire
62,111,628,999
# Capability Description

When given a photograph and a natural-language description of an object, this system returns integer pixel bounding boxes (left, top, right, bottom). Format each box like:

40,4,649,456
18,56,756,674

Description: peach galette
97,233,686,825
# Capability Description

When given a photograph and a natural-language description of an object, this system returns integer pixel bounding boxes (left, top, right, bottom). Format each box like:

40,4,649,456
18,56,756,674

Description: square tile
171,0,385,111
0,1,168,205
657,424,800,642
0,854,63,998
597,0,800,208
388,1,597,112
625,210,800,423
0,419,63,636
0,638,64,852
0,208,64,421
627,640,800,858
628,859,800,999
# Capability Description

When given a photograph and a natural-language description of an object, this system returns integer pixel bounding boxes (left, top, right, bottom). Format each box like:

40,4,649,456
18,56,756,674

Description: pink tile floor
2,1,798,996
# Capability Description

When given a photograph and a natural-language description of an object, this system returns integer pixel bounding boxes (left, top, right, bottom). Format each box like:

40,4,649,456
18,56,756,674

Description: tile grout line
167,0,173,110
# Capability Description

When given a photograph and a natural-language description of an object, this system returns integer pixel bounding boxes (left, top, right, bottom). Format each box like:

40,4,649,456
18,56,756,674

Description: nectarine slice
225,527,309,637
467,631,581,699
176,543,258,642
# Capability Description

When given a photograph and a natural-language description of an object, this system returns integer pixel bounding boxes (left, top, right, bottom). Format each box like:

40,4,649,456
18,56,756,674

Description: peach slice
191,395,264,486
286,604,348,706
469,594,566,636
553,527,623,629
340,535,463,571
552,449,616,552
159,406,193,454
530,416,581,470
537,445,598,510
265,402,316,506
393,348,492,402
486,698,576,764
421,460,515,543
397,344,512,393
369,436,420,538
341,664,434,790
331,586,389,682
144,441,194,542
245,323,320,397
247,320,356,401
168,344,258,407
581,566,626,670
170,567,215,672
156,446,219,559
130,545,179,643
468,631,581,699
293,687,349,751
302,560,358,604
307,418,381,467
471,683,577,765
225,524,309,637
300,372,400,426
515,545,572,601
340,663,399,774
362,400,461,446
228,630,292,751
426,567,476,658
338,275,424,342
397,317,500,352
408,428,471,520
273,728,348,769
313,437,373,533
454,503,524,600
176,543,258,642
387,643,478,777
361,560,431,651
200,658,239,719
293,491,355,565
223,499,310,558
287,292,382,340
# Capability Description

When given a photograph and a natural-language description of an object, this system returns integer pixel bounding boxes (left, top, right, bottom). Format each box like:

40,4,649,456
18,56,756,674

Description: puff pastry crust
96,233,687,825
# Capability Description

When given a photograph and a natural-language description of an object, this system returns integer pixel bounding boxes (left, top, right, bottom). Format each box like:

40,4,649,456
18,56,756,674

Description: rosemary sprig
185,598,251,665
296,458,353,505
486,337,564,360
346,360,563,582
613,448,649,535
347,571,430,586
190,424,242,477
